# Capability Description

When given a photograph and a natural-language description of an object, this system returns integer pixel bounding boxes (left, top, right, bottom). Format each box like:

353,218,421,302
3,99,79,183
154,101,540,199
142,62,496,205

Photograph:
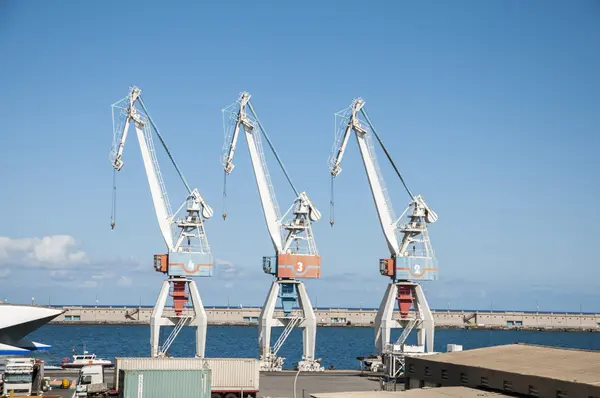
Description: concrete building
50,306,600,331
404,343,600,397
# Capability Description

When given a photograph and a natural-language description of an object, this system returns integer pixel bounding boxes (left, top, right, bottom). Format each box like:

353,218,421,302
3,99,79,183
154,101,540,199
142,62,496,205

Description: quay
44,369,383,398
40,343,600,397
49,306,600,331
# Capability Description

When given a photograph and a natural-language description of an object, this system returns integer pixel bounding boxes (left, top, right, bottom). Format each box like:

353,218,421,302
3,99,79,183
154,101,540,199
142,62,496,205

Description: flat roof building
404,343,600,397
311,386,509,397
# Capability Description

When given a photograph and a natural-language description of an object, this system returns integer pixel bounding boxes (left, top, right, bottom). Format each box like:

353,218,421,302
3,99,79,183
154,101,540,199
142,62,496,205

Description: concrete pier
49,306,600,331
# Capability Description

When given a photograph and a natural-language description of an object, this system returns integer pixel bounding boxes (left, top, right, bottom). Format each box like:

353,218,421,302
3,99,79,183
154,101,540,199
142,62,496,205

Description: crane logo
296,261,304,272
186,259,195,272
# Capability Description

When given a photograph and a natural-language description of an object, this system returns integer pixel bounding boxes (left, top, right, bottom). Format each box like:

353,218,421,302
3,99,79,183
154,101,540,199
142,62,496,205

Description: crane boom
222,92,283,252
329,99,400,255
111,87,175,250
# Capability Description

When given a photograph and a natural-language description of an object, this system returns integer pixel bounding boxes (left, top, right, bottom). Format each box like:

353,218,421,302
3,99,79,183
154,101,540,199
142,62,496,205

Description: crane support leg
150,277,207,358
373,281,434,355
296,281,322,372
413,283,433,350
259,280,280,362
188,279,208,358
150,280,170,358
258,279,323,372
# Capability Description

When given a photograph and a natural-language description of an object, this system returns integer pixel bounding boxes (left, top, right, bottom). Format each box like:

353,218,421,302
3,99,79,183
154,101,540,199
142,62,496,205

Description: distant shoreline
43,305,600,315
47,321,599,333
48,307,600,332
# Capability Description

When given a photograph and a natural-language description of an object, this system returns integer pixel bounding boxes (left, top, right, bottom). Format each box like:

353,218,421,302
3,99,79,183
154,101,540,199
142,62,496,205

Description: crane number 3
296,262,304,272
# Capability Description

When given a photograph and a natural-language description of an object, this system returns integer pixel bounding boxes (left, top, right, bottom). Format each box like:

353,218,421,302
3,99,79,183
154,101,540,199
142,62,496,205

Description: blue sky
0,1,598,311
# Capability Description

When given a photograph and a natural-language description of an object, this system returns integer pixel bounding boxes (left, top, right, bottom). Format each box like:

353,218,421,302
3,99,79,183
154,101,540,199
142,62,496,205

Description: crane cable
110,169,117,229
111,94,194,230
138,96,193,195
328,106,416,228
222,171,228,220
360,107,416,201
247,100,300,197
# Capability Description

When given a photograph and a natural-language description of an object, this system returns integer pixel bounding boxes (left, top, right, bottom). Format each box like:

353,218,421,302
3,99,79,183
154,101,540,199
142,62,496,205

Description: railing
272,315,302,356
160,316,191,355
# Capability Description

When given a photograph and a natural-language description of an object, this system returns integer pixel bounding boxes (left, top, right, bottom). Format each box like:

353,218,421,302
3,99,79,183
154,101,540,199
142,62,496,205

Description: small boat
61,350,113,369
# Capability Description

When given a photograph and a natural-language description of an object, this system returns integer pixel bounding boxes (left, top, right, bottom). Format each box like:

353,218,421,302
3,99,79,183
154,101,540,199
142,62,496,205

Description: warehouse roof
311,386,508,397
408,343,600,385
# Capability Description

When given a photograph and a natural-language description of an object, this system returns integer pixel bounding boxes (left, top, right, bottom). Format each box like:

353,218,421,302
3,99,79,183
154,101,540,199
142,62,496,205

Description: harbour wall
49,307,600,331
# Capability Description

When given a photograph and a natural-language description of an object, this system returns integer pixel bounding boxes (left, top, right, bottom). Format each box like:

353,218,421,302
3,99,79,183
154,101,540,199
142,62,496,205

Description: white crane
328,98,439,357
221,92,323,372
110,86,213,358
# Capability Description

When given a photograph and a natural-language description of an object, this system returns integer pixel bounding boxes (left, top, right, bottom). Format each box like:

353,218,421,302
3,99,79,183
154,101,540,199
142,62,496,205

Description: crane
328,98,439,357
110,86,214,358
221,92,323,372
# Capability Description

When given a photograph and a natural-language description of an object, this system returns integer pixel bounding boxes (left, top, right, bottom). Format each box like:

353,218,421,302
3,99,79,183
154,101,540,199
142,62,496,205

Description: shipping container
119,369,211,398
115,358,259,397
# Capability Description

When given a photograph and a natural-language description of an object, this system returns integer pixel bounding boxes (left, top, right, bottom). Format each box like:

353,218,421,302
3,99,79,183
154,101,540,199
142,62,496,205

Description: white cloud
80,281,98,288
92,271,115,280
0,235,87,269
49,270,76,281
215,258,234,272
0,269,10,278
214,258,255,281
117,276,133,287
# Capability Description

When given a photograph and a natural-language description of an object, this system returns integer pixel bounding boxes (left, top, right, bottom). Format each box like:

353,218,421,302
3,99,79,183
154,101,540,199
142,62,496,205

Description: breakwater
49,306,600,331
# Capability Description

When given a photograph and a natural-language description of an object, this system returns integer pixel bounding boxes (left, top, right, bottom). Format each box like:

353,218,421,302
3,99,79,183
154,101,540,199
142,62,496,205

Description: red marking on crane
397,285,413,318
276,254,321,279
171,280,189,316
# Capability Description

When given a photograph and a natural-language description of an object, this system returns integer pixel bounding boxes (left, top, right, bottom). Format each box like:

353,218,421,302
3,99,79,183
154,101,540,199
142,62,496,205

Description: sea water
28,325,600,369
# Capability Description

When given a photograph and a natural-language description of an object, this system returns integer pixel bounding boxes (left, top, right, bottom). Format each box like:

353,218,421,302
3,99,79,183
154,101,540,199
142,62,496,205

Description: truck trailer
114,358,259,398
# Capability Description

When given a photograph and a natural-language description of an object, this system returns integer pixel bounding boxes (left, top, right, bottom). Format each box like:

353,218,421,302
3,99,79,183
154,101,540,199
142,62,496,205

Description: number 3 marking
296,262,304,272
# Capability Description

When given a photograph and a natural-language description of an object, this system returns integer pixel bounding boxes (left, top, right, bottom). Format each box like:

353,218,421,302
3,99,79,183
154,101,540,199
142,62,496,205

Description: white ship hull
0,304,63,355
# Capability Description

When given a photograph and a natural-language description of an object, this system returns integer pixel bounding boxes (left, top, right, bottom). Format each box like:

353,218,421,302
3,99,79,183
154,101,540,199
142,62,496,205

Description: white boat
61,350,113,369
0,303,63,355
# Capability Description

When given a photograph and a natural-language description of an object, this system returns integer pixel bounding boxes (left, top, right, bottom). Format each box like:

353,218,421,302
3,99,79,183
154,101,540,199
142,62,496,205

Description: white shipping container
114,357,259,393
446,344,463,352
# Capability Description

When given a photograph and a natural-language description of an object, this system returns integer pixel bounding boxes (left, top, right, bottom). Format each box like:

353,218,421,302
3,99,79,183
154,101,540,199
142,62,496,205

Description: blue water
28,325,600,369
